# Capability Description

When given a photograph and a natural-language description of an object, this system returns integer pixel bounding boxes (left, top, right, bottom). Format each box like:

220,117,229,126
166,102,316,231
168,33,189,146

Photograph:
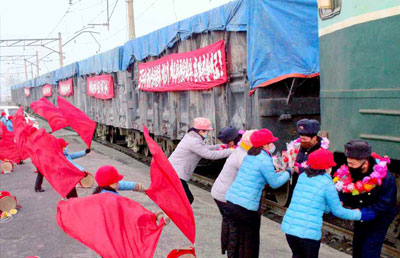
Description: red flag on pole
13,107,32,160
57,96,96,149
143,124,196,244
25,129,85,197
0,123,21,164
30,98,68,132
56,193,164,258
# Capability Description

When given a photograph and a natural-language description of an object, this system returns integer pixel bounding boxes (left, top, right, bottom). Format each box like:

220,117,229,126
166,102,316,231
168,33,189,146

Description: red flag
30,98,68,132
57,96,96,149
0,123,14,142
56,193,164,258
13,107,31,160
0,137,21,164
25,129,85,197
143,124,196,244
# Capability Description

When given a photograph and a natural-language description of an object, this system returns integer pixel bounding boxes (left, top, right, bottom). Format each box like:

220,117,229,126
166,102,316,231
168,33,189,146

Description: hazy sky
0,0,233,93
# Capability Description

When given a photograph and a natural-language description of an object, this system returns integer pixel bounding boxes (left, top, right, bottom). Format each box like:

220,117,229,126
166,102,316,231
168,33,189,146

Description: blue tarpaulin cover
12,0,319,92
78,46,123,76
121,0,247,70
54,63,78,82
35,72,56,87
247,0,320,90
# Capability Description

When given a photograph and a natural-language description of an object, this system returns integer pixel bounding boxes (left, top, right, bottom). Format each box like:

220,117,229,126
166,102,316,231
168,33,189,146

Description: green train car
318,0,400,160
318,0,400,253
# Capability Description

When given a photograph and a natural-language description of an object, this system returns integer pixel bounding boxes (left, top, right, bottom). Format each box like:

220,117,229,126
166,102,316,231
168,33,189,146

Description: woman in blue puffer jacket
281,149,361,258
225,129,290,258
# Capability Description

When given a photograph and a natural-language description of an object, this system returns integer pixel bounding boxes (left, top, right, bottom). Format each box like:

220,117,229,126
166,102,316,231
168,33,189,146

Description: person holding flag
57,138,91,198
1,112,6,125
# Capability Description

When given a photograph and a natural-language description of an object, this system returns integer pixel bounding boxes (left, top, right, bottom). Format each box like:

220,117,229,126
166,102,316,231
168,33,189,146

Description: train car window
319,0,342,20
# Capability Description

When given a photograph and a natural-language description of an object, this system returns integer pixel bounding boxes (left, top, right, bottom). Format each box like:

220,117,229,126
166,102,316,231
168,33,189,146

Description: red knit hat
57,138,69,149
95,165,124,187
8,116,13,120
308,149,337,170
1,112,5,117
250,129,278,148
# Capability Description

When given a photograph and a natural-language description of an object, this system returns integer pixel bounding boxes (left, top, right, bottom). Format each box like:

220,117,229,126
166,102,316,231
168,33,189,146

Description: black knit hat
217,126,239,144
296,119,320,136
344,140,372,159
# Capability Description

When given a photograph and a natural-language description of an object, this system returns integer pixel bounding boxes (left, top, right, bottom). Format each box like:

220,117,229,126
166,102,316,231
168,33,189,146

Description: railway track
94,137,399,257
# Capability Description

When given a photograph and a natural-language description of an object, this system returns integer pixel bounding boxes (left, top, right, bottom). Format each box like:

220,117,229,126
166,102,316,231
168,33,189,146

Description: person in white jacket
169,117,233,204
211,129,257,255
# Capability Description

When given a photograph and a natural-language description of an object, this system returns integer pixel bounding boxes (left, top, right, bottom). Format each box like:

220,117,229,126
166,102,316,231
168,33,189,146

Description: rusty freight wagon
11,0,320,162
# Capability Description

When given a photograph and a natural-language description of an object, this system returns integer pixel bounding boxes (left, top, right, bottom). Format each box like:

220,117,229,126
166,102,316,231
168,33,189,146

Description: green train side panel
319,14,400,159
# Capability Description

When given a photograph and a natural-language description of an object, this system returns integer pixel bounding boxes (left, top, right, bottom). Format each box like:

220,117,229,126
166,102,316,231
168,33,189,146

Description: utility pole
127,0,136,39
30,64,34,79
24,59,28,80
58,32,64,67
36,51,40,77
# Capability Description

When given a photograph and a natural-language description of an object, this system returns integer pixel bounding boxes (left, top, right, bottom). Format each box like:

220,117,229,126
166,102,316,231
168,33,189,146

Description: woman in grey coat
169,117,233,204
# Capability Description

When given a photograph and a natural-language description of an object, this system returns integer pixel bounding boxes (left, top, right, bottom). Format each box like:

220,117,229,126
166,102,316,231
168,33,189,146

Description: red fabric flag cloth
0,124,21,163
30,98,68,132
25,129,85,197
13,107,32,160
57,96,96,149
143,124,196,244
56,193,164,258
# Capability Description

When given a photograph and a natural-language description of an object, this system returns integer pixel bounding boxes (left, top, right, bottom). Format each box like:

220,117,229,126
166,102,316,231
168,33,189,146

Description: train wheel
165,140,176,157
132,139,141,153
274,181,290,207
143,145,151,157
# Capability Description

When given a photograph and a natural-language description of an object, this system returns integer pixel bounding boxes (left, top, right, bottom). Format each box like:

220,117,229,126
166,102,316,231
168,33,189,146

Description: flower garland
281,137,330,169
333,153,390,195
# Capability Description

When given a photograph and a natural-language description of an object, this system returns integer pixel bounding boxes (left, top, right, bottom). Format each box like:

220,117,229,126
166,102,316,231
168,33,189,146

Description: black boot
35,188,45,192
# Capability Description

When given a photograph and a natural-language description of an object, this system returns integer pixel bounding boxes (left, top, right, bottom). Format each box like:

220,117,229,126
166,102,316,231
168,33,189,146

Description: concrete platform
0,129,350,258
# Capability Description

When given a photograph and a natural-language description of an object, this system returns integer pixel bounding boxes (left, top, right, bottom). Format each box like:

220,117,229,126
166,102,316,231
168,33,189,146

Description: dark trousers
34,172,44,190
180,179,194,204
66,187,78,199
353,216,394,258
226,201,261,258
214,199,236,255
286,234,321,258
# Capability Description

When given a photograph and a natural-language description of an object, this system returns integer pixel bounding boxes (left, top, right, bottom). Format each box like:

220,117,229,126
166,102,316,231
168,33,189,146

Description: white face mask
269,144,276,154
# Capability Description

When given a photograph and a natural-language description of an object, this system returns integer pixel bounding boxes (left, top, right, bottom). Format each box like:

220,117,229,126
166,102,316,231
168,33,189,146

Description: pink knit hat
193,117,213,131
241,130,257,146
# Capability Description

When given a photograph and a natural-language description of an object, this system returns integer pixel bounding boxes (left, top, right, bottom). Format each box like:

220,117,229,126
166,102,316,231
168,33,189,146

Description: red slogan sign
43,84,53,97
24,88,30,97
86,74,114,99
59,78,74,96
138,40,227,92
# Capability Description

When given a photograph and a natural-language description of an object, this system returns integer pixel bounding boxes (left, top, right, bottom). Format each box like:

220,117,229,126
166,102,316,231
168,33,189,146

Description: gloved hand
361,208,376,222
134,183,147,192
85,149,91,154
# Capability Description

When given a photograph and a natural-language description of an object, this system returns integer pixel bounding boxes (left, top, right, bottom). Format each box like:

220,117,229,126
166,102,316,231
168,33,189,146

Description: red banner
42,84,53,97
59,78,74,96
24,88,30,97
86,74,114,99
138,40,227,92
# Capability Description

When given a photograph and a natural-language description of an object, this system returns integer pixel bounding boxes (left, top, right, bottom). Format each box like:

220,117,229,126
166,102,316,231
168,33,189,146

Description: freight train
10,0,400,253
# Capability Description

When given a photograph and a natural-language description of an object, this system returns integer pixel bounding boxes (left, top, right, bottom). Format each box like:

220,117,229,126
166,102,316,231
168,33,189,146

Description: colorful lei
281,137,330,169
333,153,390,195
